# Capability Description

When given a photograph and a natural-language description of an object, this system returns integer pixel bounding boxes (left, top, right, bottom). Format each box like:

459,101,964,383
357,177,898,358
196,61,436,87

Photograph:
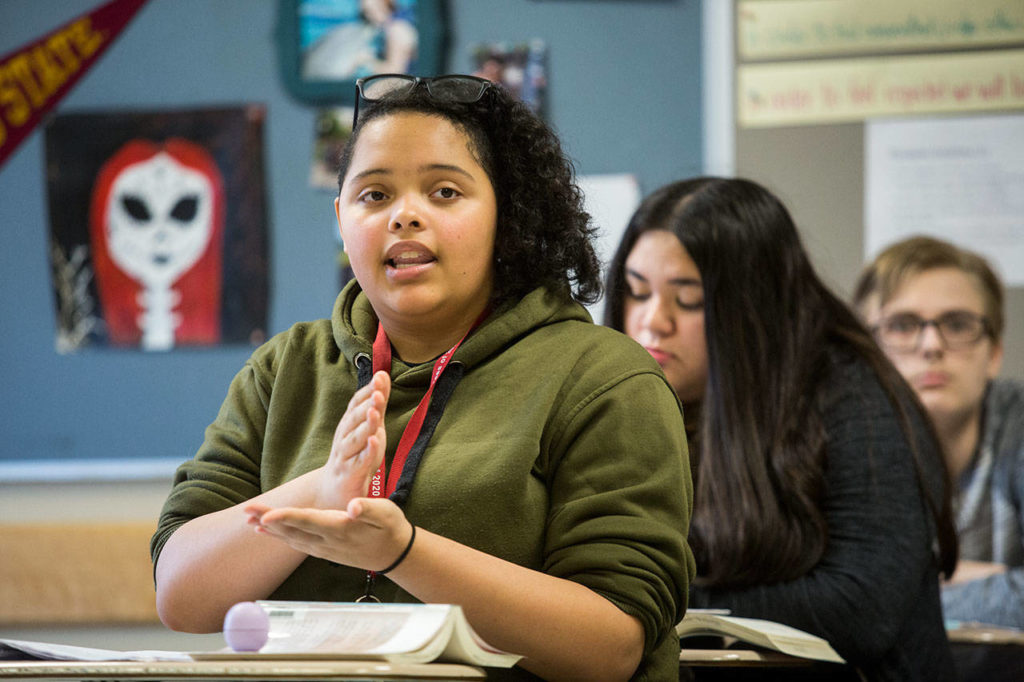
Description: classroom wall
731,2,1024,381
737,123,1024,382
0,0,703,648
0,0,703,474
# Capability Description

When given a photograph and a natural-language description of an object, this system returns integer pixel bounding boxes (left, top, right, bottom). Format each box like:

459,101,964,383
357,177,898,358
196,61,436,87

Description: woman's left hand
245,497,413,572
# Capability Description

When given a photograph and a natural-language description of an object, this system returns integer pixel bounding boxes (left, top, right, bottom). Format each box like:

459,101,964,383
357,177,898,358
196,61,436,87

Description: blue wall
0,0,702,472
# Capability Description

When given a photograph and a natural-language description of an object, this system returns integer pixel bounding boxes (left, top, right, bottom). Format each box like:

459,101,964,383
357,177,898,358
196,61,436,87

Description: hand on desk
943,559,1008,586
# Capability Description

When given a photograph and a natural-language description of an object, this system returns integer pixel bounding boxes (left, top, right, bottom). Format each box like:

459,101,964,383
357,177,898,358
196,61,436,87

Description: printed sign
739,0,1024,60
739,49,1024,128
865,114,1024,286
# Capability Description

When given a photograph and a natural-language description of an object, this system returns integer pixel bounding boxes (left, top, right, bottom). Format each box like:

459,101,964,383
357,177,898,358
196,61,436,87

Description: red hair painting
89,138,224,350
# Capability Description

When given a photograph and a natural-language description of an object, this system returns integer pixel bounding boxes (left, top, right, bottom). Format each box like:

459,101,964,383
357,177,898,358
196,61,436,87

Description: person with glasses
854,235,1024,629
151,74,694,681
605,177,958,681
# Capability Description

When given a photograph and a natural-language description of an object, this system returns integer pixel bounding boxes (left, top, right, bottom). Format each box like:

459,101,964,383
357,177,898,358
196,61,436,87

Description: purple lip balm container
223,601,270,652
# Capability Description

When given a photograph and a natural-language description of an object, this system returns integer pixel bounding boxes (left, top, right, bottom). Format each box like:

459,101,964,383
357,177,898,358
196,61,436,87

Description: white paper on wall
865,114,1024,285
577,173,642,323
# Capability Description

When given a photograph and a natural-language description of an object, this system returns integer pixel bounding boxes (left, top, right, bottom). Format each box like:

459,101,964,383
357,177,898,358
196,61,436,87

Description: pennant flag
0,0,149,170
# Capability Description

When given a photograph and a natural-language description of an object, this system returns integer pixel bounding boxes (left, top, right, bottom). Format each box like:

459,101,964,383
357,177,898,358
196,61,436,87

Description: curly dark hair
336,78,602,306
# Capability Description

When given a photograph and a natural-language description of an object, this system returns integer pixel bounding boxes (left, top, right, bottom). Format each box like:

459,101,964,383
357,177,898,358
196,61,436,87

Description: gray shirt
942,378,1024,628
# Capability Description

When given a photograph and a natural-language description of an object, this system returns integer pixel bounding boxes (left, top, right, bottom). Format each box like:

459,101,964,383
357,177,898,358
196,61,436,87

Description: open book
677,610,845,663
194,601,521,668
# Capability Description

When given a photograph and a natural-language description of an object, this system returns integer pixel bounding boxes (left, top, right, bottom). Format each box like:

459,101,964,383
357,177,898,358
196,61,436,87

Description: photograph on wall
44,106,270,353
308,107,357,291
471,39,547,116
300,0,418,81
277,0,446,105
310,106,354,190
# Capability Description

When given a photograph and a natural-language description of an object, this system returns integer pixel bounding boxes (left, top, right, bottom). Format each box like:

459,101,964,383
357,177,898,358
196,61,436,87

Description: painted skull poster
45,106,269,352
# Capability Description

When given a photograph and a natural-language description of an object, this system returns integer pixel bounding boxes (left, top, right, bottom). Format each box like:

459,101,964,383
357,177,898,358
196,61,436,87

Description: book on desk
0,659,486,680
0,602,518,678
203,601,520,668
677,610,845,664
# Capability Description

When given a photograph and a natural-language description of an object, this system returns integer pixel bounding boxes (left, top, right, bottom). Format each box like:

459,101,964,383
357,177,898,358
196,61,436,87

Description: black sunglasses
352,74,493,128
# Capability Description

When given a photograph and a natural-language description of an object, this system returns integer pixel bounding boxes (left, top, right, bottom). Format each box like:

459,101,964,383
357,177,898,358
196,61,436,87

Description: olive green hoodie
153,281,694,681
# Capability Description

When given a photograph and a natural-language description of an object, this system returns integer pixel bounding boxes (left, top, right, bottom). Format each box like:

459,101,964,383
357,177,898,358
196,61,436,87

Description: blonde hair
853,235,1004,339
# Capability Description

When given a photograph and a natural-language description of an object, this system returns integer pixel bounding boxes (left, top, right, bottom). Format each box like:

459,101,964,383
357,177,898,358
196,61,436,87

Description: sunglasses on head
352,74,493,128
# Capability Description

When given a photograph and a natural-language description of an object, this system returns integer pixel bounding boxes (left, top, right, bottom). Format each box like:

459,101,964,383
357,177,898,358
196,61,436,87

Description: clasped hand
245,371,412,572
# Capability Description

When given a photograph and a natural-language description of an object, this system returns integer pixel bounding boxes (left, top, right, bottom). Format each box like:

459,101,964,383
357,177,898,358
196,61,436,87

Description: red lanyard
368,318,478,499
358,315,485,601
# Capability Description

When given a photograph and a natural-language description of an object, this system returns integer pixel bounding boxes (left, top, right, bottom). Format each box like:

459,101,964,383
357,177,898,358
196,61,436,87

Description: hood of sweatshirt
331,279,592,387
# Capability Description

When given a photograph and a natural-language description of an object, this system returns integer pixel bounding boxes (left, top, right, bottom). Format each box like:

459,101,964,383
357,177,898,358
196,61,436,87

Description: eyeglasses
352,74,494,127
873,311,992,353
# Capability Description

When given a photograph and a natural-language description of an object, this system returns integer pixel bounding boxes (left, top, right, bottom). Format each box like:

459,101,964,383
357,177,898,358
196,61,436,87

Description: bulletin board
733,0,1024,380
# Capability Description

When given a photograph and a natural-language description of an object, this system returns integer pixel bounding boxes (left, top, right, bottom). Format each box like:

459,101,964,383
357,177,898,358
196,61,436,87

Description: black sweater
689,351,955,681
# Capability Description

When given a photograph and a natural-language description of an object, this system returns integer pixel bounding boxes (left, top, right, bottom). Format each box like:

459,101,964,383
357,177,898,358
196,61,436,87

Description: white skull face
105,152,214,287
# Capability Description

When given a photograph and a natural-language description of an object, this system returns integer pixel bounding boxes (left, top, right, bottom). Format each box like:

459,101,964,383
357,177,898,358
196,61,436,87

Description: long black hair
337,79,602,306
605,177,957,586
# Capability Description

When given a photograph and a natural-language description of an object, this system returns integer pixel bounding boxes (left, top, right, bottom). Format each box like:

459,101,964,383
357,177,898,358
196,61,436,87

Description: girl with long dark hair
606,177,957,681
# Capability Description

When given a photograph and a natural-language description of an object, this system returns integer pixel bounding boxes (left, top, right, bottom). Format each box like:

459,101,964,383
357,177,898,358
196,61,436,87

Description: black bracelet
378,524,416,575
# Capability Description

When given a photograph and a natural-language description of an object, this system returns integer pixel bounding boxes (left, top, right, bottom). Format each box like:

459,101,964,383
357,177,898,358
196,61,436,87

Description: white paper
865,114,1024,285
577,174,642,323
257,602,449,655
0,638,191,662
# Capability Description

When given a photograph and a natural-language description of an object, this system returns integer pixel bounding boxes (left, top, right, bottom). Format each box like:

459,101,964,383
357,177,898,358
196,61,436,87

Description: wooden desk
680,648,857,681
948,624,1024,682
948,623,1024,645
0,660,485,681
681,628,1024,682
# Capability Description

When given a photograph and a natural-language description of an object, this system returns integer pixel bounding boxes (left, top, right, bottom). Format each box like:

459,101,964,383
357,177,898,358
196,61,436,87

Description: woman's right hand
315,370,391,510
156,372,392,633
943,559,1008,586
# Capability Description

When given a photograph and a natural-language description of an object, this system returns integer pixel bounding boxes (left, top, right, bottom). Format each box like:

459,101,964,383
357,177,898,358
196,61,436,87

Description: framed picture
471,40,547,117
45,106,270,353
276,0,447,105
